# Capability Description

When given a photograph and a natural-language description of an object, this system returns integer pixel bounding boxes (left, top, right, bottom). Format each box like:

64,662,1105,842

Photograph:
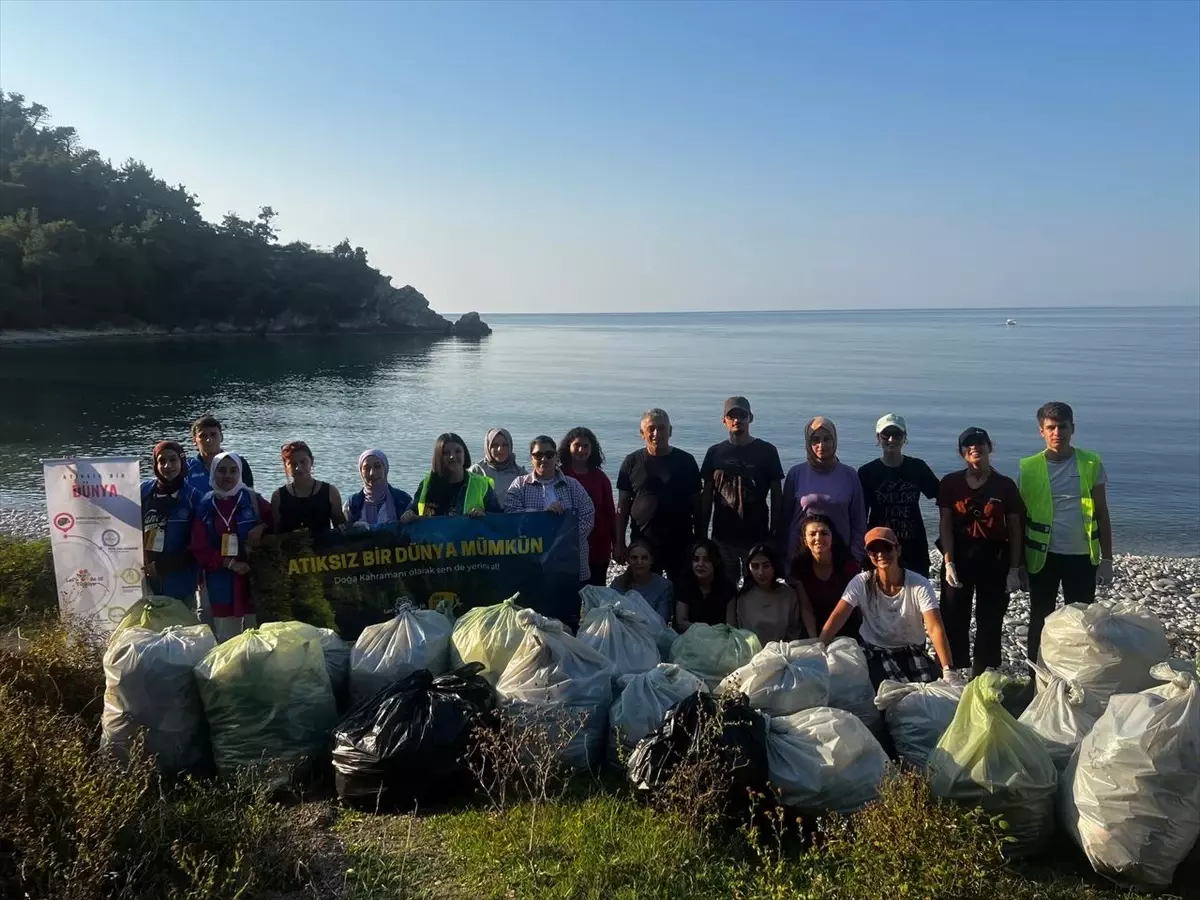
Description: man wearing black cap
699,396,784,586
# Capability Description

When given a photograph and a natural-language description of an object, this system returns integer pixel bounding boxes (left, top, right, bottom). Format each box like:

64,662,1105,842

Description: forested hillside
0,92,468,333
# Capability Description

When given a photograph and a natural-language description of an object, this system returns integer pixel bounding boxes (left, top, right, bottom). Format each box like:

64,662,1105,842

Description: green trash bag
928,671,1058,857
449,595,526,684
259,620,350,696
193,625,338,780
668,623,762,691
113,595,197,638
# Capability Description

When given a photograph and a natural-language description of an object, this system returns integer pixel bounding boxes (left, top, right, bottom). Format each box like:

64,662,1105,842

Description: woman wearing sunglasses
504,435,595,586
818,526,954,688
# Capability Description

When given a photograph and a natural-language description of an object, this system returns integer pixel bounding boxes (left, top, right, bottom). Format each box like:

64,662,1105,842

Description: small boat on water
1005,318,1017,326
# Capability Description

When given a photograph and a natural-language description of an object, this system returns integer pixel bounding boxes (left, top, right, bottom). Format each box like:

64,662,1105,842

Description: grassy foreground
0,535,1183,899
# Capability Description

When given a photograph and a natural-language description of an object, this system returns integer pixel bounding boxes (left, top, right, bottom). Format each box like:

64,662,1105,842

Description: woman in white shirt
819,526,954,688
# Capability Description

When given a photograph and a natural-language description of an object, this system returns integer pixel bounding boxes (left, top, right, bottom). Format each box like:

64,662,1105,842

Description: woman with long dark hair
727,543,801,644
559,426,618,586
790,510,862,641
402,432,502,520
674,538,736,630
819,526,953,688
609,537,673,625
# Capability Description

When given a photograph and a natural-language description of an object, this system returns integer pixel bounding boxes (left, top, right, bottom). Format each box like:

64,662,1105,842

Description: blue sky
1,0,1197,313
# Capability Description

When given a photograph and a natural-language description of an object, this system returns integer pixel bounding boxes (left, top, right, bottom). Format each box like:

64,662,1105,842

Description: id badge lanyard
217,495,243,558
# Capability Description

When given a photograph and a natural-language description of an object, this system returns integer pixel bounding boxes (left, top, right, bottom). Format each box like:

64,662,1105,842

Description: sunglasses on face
880,430,905,441
532,450,557,460
725,410,748,421
866,543,895,556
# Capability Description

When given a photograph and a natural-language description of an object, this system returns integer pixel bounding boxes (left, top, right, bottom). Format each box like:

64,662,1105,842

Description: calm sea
2,306,1198,555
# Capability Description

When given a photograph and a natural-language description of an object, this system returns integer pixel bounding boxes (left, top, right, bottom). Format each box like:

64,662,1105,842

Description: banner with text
42,456,145,633
250,512,580,639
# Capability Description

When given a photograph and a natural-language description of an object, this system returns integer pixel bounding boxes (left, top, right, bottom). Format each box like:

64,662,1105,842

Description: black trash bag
626,690,770,821
332,663,497,810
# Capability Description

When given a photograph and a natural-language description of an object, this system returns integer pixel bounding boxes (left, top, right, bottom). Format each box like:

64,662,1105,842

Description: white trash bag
101,625,215,774
349,603,452,704
580,585,675,656
718,640,829,717
1018,661,1105,773
449,595,525,684
609,663,708,760
766,707,890,814
497,609,616,771
1061,662,1200,890
1036,600,1170,704
578,601,660,676
875,679,963,769
824,638,882,732
669,623,762,691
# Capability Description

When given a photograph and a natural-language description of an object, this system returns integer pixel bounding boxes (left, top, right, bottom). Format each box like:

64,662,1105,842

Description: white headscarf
209,451,248,499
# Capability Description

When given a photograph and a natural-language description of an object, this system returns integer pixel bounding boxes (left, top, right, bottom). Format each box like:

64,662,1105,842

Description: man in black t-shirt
857,414,940,577
699,396,784,587
616,408,701,580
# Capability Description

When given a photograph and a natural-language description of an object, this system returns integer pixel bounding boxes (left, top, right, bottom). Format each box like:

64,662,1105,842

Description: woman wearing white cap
819,526,954,688
857,414,940,578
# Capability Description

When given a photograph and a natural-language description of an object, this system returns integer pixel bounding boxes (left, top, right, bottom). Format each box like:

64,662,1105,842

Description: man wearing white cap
857,414,940,578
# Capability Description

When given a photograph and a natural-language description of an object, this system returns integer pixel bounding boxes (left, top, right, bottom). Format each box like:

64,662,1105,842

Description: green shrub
0,535,56,624
0,668,318,899
0,618,105,721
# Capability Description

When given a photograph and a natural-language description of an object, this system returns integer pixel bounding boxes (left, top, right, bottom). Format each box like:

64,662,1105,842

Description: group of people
141,399,1113,686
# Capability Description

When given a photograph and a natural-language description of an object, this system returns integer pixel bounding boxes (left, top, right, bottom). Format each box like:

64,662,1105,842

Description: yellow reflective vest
415,472,492,516
1018,449,1102,574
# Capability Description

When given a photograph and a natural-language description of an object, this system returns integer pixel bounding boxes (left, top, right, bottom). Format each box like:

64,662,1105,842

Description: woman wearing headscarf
190,452,273,642
401,433,503,520
780,417,867,573
468,428,526,510
345,448,412,527
141,440,200,601
272,440,346,536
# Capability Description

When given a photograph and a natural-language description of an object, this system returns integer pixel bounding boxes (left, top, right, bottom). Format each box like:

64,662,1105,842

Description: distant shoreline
0,323,491,345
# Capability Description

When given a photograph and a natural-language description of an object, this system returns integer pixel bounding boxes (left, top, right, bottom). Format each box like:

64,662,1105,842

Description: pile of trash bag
874,679,963,769
1017,661,1105,772
718,640,829,717
669,623,762,691
627,691,769,822
496,609,615,771
1036,600,1170,704
765,706,890,814
113,595,197,636
928,672,1058,858
332,664,498,809
449,595,526,684
1061,661,1200,890
609,663,708,761
823,638,882,732
350,604,453,705
194,625,338,779
581,585,675,657
578,601,660,676
101,624,215,774
260,620,349,698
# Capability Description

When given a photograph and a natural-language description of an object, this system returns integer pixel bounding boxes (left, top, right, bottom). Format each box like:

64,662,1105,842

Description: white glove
1096,558,1115,586
944,560,962,589
1006,567,1024,593
942,668,967,686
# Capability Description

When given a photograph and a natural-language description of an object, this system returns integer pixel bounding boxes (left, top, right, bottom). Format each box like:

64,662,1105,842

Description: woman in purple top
780,416,867,573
